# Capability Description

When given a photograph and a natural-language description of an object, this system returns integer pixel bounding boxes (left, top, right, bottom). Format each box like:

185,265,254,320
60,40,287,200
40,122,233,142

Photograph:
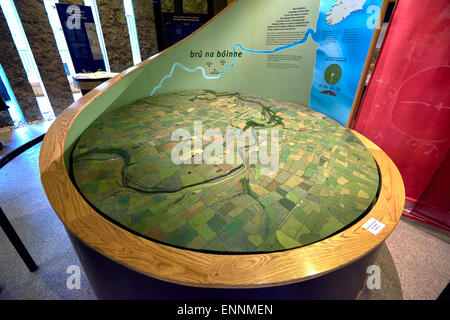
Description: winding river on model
71,89,379,253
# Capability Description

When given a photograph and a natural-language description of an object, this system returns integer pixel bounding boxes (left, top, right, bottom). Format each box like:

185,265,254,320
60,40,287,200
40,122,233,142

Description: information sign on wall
55,3,106,73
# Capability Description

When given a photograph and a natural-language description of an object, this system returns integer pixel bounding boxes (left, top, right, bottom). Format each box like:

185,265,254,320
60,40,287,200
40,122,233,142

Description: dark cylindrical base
67,230,380,300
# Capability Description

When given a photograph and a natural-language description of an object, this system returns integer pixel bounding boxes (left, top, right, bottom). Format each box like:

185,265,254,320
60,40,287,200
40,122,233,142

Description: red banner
354,0,450,229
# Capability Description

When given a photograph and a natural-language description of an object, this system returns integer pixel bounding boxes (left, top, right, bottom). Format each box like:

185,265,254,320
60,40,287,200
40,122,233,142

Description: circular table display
71,89,380,253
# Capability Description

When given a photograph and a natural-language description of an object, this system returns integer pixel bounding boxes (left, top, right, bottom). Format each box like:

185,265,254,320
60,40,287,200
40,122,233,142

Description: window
123,0,141,65
84,0,111,72
0,64,25,126
0,0,55,121
43,0,82,101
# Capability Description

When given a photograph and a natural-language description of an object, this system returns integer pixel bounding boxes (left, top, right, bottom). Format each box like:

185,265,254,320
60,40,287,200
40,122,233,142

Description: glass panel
84,0,111,72
43,0,82,101
0,64,25,126
123,0,141,64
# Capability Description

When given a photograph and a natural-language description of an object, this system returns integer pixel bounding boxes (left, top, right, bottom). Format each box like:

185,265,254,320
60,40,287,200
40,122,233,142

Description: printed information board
149,0,383,126
162,13,210,48
55,3,106,73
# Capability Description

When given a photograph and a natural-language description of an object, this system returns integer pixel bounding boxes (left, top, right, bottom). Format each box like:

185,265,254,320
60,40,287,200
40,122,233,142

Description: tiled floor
385,218,449,299
0,140,94,299
0,120,52,158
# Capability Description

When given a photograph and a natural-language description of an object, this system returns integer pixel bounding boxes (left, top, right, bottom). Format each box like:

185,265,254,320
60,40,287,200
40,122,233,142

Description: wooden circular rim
39,5,405,286
39,81,404,289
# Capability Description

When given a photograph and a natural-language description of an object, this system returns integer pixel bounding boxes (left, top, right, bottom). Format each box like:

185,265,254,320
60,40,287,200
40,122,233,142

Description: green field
72,90,379,253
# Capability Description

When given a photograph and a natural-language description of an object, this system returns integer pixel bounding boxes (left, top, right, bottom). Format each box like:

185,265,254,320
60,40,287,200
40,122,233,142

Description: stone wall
60,0,158,64
0,108,13,128
15,0,74,116
58,0,84,5
0,10,41,127
96,0,133,72
133,0,159,60
161,0,175,13
162,0,212,14
183,0,208,14
0,0,161,128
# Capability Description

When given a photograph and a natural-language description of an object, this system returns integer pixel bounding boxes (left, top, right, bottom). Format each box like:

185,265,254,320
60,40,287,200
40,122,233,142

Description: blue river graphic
151,0,382,126
150,28,318,97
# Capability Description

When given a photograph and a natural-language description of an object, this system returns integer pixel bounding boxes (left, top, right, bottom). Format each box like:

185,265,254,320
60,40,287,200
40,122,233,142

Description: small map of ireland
326,0,366,25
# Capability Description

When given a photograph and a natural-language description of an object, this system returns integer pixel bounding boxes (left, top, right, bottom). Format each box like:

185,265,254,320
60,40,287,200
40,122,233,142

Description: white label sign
362,218,386,235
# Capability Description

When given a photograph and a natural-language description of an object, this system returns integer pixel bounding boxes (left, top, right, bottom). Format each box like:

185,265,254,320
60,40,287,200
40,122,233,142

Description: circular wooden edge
38,1,405,287
39,90,405,289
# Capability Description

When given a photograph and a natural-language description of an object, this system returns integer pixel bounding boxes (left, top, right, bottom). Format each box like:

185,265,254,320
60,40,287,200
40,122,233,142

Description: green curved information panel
72,90,379,253
131,0,383,125
65,0,384,160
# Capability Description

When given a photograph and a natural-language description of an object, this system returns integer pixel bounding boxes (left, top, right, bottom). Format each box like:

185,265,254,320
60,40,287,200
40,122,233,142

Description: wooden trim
346,0,389,128
39,0,404,288
40,108,404,288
